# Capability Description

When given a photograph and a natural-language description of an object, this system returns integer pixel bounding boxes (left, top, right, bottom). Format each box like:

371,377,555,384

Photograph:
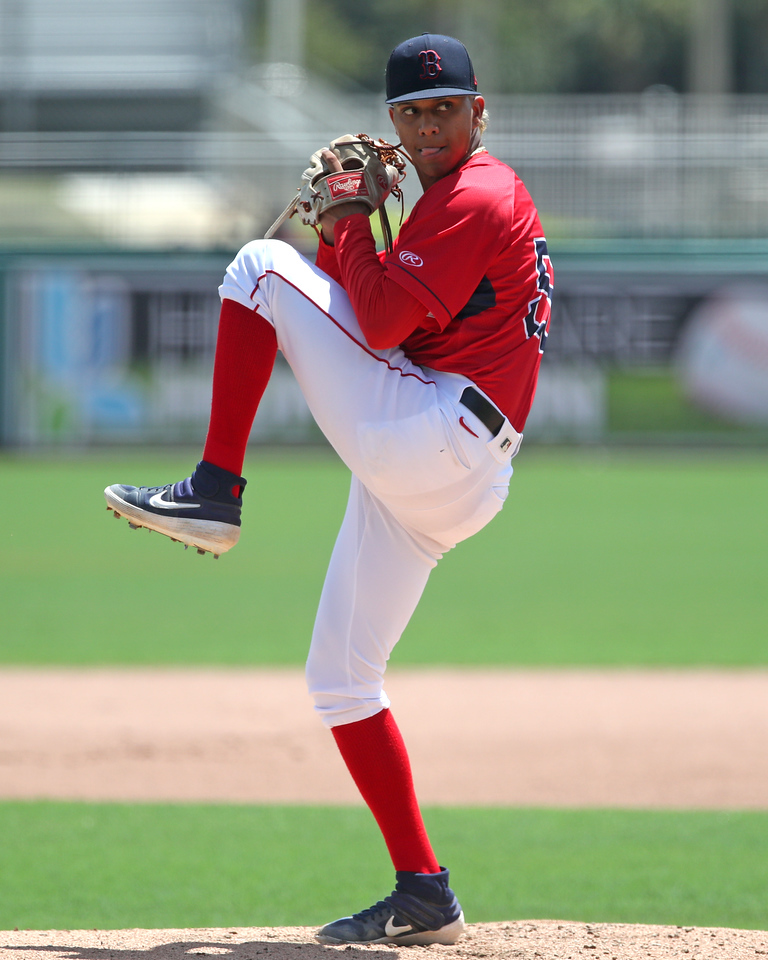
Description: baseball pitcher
104,33,553,945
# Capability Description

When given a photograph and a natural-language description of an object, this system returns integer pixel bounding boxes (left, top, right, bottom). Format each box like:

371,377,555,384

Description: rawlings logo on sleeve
328,171,370,200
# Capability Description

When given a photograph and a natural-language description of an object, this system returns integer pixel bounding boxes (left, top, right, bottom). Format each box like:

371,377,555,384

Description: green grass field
1,448,767,932
607,368,768,443
1,447,766,665
1,802,767,932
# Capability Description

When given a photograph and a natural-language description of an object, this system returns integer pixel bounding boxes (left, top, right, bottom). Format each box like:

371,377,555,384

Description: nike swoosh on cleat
148,492,201,510
384,917,414,938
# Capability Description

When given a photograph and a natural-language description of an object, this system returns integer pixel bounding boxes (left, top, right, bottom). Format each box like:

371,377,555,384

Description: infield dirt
2,666,768,959
2,667,768,807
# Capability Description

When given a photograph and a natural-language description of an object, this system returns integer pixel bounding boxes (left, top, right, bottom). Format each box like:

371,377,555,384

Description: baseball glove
265,134,407,252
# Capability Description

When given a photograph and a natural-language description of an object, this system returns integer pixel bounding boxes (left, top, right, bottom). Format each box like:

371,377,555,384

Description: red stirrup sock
331,708,441,874
202,298,277,479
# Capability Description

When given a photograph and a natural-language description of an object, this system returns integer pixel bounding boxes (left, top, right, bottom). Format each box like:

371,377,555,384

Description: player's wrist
323,203,370,225
320,205,370,245
319,224,336,246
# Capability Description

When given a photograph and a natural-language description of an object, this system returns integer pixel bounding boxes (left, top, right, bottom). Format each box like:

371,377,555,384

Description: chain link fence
2,93,768,447
2,93,768,242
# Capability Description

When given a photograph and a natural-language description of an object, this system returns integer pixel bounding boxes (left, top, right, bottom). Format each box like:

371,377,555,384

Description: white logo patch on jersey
399,250,423,267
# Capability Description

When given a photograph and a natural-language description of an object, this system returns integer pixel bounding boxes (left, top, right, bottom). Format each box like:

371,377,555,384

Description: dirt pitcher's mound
2,922,768,960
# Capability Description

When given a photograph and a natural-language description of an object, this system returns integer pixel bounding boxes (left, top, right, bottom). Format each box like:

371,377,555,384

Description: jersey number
524,237,553,353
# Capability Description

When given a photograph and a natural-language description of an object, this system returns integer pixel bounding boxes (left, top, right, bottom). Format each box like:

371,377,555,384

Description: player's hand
317,148,370,245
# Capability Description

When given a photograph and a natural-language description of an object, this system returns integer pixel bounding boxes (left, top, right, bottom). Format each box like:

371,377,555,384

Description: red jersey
318,151,553,432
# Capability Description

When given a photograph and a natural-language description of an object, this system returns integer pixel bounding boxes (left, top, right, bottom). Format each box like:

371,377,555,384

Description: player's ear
471,97,485,127
388,106,396,127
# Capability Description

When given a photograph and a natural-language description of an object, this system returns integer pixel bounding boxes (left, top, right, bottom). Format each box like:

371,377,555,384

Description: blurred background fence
2,0,767,448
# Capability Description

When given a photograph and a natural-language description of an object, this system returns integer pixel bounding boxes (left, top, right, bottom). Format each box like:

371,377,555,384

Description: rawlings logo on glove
265,134,407,253
327,171,370,201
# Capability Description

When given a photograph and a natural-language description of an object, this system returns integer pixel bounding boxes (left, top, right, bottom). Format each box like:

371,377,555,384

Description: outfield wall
1,241,768,448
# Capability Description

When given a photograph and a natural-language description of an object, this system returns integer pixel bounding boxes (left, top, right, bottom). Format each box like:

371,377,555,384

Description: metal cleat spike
213,554,220,560
184,544,189,550
197,548,206,555
113,511,122,519
127,522,139,530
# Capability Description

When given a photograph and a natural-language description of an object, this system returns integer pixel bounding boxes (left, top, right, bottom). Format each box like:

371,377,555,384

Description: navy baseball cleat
315,867,465,946
104,460,246,558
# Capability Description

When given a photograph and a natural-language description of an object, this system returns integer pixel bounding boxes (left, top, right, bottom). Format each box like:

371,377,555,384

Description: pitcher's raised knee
306,677,391,730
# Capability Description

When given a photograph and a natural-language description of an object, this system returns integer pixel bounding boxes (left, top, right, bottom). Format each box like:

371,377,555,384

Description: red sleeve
382,160,512,328
315,234,343,285
333,214,428,350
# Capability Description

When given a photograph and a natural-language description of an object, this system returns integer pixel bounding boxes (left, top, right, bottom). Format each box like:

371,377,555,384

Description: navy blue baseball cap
385,33,480,104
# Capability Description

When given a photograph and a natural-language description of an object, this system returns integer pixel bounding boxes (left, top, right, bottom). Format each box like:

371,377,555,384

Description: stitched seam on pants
250,269,439,387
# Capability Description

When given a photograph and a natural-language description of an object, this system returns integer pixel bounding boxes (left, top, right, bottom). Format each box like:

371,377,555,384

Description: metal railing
2,93,767,241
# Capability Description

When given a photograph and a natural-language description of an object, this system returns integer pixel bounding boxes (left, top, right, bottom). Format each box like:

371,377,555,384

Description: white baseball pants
220,239,520,727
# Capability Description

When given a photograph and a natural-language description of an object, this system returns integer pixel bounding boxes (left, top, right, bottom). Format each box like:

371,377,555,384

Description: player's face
389,95,485,189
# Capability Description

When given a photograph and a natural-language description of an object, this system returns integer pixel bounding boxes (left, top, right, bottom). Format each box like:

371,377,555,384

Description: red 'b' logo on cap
418,50,441,79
